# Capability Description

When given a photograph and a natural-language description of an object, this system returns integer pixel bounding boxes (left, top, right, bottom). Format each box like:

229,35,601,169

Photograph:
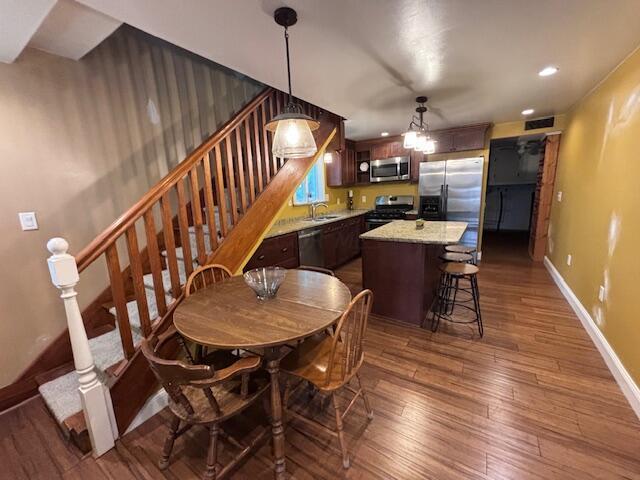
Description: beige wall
548,46,640,385
0,26,262,387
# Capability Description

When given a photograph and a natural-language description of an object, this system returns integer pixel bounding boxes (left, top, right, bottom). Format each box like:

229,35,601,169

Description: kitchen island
360,220,467,325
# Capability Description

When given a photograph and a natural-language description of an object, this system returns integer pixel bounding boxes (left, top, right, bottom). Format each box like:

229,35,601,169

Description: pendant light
265,7,319,159
402,96,437,154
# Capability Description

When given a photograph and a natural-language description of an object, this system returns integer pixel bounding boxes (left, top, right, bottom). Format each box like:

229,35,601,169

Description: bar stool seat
440,252,474,263
439,262,479,276
429,262,483,336
445,244,476,255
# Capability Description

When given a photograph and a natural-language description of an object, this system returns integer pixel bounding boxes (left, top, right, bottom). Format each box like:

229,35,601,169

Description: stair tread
107,288,173,332
142,265,188,295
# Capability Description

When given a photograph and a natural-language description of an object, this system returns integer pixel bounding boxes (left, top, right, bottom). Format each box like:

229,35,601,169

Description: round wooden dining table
173,269,352,479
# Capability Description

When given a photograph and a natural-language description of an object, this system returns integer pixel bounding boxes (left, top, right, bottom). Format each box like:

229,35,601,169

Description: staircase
35,86,340,453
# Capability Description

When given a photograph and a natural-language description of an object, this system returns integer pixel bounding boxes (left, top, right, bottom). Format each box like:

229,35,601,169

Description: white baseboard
124,389,168,435
544,256,640,419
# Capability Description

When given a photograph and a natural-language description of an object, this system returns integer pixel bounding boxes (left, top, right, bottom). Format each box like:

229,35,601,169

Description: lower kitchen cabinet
244,232,299,271
322,216,364,269
244,216,365,272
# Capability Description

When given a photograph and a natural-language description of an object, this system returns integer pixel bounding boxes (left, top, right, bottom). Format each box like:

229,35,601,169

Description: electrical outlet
19,212,38,231
337,198,341,205
324,193,330,202
361,195,367,204
557,191,563,202
598,285,605,302
566,254,572,266
288,198,292,207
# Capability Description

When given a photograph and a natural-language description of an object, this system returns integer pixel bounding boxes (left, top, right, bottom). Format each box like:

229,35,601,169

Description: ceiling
21,1,640,139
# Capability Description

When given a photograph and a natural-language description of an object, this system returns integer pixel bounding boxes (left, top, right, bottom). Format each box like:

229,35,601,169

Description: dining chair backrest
325,289,373,387
185,263,232,297
141,330,220,416
297,265,336,276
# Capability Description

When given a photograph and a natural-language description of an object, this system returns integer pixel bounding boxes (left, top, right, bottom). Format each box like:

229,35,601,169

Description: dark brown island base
360,220,468,325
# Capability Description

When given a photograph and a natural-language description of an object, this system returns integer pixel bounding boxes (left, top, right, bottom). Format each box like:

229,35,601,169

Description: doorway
483,133,553,259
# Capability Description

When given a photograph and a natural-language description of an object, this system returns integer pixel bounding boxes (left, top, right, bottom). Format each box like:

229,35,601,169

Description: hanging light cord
284,26,293,104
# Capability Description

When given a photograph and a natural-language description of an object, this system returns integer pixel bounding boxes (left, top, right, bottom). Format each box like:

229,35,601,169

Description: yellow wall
276,184,351,219
548,46,640,385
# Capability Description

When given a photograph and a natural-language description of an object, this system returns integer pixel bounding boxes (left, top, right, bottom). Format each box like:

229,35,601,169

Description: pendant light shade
403,131,417,149
404,96,437,155
267,7,318,159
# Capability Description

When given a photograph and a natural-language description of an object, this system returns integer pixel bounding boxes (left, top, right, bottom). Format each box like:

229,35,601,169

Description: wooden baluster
143,209,167,317
188,165,208,264
202,151,219,252
160,193,182,298
176,179,195,280
105,244,135,358
261,102,272,183
213,144,228,238
125,226,152,336
46,238,116,456
234,127,247,213
268,94,278,175
252,110,264,192
243,118,256,204
224,136,239,225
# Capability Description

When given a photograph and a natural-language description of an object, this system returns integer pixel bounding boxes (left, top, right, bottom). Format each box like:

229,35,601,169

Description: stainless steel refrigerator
418,157,484,248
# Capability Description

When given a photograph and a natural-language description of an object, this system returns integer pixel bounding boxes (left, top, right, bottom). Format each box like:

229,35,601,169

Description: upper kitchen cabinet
326,120,356,187
432,123,490,154
371,140,405,159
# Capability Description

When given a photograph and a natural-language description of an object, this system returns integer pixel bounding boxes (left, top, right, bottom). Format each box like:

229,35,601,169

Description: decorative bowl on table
243,267,287,300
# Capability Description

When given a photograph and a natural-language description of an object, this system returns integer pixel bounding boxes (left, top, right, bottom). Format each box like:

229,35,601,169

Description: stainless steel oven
370,156,410,182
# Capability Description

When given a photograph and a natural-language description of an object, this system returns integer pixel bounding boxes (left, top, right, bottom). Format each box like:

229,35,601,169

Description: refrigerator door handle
439,184,445,219
444,184,449,219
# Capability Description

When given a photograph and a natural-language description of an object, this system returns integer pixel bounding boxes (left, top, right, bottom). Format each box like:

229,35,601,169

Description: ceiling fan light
403,131,417,149
271,117,317,158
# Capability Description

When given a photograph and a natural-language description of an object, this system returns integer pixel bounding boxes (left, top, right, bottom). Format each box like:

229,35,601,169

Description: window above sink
293,155,326,205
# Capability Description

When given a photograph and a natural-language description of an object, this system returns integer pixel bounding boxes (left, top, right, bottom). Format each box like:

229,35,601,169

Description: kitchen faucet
309,202,328,220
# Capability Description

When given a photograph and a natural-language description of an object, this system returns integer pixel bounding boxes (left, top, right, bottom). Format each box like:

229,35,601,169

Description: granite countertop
265,209,370,238
405,209,419,216
359,220,467,245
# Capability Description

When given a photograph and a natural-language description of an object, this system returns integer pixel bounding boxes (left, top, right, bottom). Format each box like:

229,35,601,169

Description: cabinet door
371,143,389,160
432,130,454,153
410,150,423,182
244,233,298,271
452,126,486,151
345,146,356,185
322,228,340,269
387,141,406,157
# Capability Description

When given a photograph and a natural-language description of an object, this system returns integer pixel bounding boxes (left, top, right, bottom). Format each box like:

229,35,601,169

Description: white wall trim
544,256,640,419
124,389,167,435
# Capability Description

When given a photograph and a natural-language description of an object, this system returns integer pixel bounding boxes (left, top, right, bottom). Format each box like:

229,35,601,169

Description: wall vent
525,116,555,130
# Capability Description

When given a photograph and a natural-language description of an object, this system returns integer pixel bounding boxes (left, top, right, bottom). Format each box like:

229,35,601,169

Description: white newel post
46,238,117,457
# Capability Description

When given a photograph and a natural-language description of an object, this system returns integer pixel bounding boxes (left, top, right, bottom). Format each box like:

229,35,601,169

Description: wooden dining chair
280,289,374,469
141,329,270,480
184,264,233,361
185,263,233,296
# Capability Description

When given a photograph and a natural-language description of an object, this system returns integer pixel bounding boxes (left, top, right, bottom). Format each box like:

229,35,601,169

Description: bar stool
445,244,477,264
431,262,483,337
440,252,474,263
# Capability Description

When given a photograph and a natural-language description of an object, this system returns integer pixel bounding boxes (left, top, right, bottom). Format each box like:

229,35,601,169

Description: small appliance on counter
364,195,414,230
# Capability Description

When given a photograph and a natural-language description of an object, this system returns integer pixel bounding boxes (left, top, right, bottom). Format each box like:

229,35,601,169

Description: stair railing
46,238,117,457
70,87,321,364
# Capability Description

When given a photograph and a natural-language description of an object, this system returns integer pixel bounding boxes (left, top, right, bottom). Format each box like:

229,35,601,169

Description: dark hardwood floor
2,241,640,479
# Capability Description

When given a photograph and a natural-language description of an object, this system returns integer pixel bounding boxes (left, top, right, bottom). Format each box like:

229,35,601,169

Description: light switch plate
557,191,563,202
19,212,38,231
361,195,367,203
598,285,605,302
566,254,572,266
337,198,341,205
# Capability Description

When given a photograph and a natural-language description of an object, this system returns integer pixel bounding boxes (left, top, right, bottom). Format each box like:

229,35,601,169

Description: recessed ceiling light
539,66,559,77
381,132,389,137
522,109,535,115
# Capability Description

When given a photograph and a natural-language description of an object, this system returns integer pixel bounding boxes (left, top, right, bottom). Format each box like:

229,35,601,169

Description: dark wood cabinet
244,232,299,271
431,123,489,154
326,138,356,187
410,150,424,183
322,216,364,269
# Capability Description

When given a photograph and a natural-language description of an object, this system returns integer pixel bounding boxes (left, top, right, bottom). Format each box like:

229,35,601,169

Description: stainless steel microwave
369,156,411,182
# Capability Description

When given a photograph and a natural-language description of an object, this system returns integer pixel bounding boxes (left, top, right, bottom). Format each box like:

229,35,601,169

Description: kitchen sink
302,214,341,222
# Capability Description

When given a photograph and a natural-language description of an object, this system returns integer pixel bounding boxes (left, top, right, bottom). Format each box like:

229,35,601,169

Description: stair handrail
75,86,274,272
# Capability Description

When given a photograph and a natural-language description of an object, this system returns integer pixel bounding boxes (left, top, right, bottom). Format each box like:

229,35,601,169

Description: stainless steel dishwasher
298,227,324,267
